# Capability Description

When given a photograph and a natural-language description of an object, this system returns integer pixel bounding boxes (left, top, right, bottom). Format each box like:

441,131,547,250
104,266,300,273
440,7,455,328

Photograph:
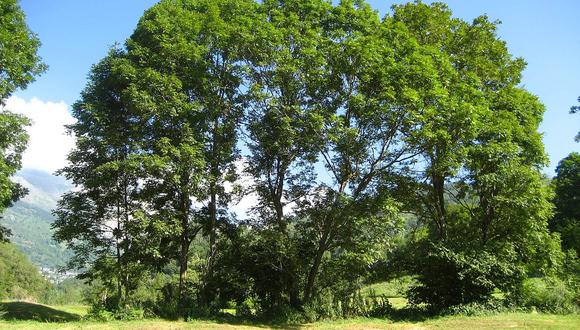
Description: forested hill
2,169,72,272
0,242,50,301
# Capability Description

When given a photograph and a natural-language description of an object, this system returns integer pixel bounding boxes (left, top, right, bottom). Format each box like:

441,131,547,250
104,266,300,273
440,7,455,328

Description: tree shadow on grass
0,301,81,322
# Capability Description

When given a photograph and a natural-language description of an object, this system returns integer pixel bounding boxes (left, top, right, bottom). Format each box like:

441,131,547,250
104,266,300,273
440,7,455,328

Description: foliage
0,0,46,102
406,242,524,310
388,1,557,310
0,112,30,242
0,0,46,242
53,49,164,310
42,279,88,306
126,0,258,311
361,277,417,298
571,96,580,142
550,152,580,255
0,242,50,301
513,277,579,314
49,0,566,320
440,299,509,317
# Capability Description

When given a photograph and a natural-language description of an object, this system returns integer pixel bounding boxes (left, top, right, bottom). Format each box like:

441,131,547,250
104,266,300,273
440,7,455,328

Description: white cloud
4,96,75,174
228,159,259,220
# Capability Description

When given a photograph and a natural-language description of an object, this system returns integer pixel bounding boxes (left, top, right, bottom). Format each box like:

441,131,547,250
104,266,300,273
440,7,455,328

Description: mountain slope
2,169,72,271
0,242,50,301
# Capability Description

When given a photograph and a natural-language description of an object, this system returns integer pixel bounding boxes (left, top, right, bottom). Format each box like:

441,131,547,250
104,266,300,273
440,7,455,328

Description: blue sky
12,0,580,175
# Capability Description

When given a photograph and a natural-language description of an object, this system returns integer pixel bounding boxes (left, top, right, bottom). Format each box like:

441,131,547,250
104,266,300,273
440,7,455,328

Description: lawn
1,302,579,329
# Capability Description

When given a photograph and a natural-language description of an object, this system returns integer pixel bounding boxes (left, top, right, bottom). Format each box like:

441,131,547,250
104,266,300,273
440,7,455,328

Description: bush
513,277,578,314
85,302,145,321
113,306,145,320
407,242,523,310
84,305,114,321
236,298,255,318
441,299,509,316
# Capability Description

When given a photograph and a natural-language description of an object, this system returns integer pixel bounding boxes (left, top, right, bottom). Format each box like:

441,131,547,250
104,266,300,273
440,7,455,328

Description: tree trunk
178,232,189,317
116,242,122,307
203,180,217,306
288,274,301,308
273,197,286,234
204,118,220,306
303,235,327,303
432,172,447,239
116,191,123,308
177,171,192,317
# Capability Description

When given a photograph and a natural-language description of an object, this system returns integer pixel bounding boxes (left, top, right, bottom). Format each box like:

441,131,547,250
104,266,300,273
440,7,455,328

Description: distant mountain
2,169,73,271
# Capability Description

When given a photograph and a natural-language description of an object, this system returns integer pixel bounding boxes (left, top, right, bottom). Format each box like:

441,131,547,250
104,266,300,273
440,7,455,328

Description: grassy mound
0,301,80,322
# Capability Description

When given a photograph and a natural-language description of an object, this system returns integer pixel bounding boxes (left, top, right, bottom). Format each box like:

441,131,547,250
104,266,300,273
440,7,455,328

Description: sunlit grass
1,313,578,330
1,301,578,329
52,304,89,316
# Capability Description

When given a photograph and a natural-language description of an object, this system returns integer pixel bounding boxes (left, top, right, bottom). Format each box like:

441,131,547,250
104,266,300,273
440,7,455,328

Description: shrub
85,302,145,321
407,242,523,311
513,277,578,314
84,305,114,321
441,299,509,316
236,298,255,318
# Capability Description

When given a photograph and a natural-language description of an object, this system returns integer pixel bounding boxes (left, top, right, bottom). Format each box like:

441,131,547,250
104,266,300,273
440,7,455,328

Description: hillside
2,169,72,273
0,242,50,301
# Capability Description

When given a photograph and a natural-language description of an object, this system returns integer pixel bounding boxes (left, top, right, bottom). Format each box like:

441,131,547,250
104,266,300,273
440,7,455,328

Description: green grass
311,314,580,329
53,304,89,316
0,313,578,329
360,278,415,298
0,301,81,322
0,302,578,329
387,297,408,309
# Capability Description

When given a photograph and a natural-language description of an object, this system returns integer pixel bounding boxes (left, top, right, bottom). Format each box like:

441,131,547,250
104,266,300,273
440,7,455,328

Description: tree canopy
52,0,570,319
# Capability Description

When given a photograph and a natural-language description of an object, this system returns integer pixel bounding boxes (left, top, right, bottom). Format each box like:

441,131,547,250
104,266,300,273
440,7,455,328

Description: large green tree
299,1,427,303
127,0,257,312
390,1,556,308
243,0,332,308
243,0,423,308
52,0,562,317
53,50,160,309
0,0,46,241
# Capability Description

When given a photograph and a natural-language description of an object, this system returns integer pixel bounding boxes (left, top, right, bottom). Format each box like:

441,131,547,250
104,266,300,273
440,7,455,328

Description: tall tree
299,0,428,302
391,1,494,240
53,50,155,308
0,0,46,241
127,0,256,310
244,0,332,307
390,1,556,308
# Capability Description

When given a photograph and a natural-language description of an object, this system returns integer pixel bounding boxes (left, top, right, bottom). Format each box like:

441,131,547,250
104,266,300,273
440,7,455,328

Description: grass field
1,301,579,329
